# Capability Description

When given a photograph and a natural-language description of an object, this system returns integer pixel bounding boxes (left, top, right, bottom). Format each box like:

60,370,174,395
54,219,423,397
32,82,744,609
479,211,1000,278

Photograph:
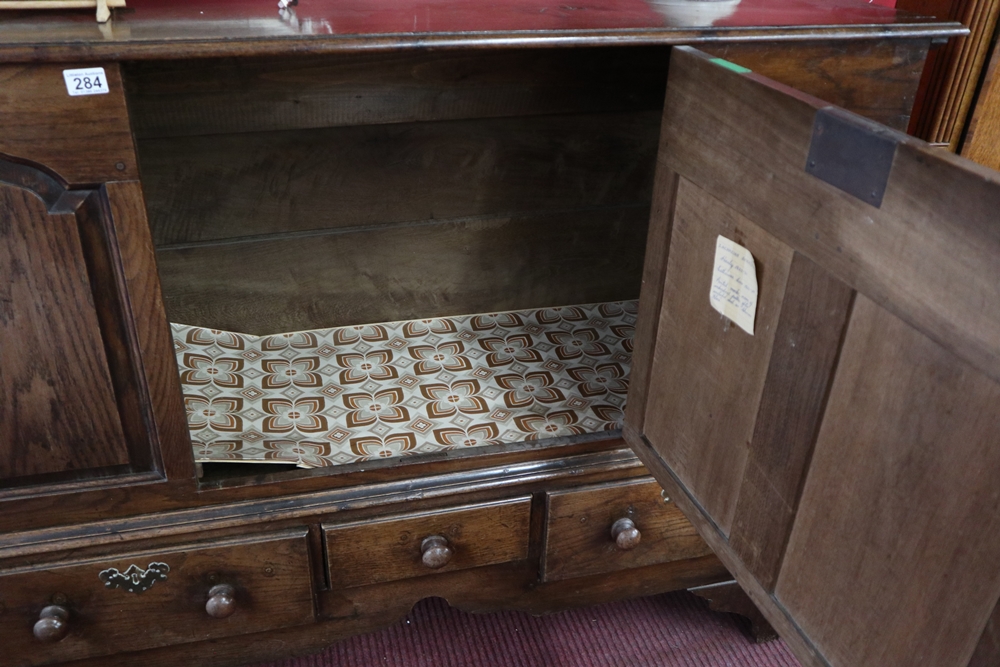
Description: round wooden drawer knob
34,605,69,643
611,518,641,551
420,535,453,569
205,584,237,619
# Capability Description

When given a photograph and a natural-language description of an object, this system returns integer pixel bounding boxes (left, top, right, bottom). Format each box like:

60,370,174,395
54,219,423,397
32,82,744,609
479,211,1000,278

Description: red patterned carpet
251,591,802,667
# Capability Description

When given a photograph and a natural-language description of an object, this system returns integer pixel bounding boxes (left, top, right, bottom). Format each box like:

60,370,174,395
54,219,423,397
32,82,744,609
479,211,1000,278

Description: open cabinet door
624,46,1000,667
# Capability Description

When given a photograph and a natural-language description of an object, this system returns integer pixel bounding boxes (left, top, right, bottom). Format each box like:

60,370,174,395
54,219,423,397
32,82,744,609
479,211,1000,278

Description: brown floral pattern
174,300,635,468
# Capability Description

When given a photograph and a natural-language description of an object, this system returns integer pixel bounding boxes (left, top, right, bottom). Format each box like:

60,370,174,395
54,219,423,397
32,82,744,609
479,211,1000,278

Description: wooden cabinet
623,46,1000,667
0,1,973,665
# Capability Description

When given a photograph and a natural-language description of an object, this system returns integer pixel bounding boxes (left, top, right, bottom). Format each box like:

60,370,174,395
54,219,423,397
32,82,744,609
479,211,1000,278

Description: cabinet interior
123,47,669,481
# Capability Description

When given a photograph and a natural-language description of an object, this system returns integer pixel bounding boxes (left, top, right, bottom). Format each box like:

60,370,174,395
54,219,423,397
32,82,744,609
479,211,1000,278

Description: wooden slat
103,181,195,481
704,38,930,131
961,32,1000,170
0,63,137,186
623,165,678,437
640,178,794,536
776,296,1000,667
662,46,1000,384
0,173,129,481
124,48,669,139
157,206,648,335
728,253,854,591
140,111,659,246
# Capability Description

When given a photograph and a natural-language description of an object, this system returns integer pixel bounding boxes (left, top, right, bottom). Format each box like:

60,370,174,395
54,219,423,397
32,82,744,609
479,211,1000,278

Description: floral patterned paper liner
173,301,636,469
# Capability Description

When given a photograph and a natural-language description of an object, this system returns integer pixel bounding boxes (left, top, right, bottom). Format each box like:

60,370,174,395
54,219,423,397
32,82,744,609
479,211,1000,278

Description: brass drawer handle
205,584,237,619
611,518,641,551
99,562,170,594
420,535,453,569
34,605,69,643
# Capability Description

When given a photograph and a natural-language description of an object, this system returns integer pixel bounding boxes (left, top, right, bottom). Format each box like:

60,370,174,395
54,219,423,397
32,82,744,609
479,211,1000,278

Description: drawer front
2,528,314,666
542,478,713,582
324,497,531,589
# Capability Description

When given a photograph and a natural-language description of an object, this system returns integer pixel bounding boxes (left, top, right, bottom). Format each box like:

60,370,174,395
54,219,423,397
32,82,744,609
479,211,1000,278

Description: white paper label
709,235,758,336
63,68,109,96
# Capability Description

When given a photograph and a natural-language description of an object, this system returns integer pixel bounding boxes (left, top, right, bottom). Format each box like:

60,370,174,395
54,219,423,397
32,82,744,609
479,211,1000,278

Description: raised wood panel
704,38,930,130
124,48,669,139
0,63,137,185
0,172,129,482
641,178,793,536
776,295,1000,667
323,498,530,589
728,254,854,590
541,478,711,582
157,206,648,335
140,111,659,246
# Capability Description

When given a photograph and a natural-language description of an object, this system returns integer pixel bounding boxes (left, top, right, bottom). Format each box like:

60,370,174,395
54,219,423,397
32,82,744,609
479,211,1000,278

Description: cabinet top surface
0,0,966,63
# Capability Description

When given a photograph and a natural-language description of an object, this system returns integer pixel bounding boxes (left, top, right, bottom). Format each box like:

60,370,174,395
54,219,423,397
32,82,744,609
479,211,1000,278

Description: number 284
73,76,103,91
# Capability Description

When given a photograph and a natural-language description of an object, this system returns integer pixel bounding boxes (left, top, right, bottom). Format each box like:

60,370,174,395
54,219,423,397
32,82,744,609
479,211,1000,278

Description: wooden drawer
2,528,314,666
323,497,531,589
541,478,713,582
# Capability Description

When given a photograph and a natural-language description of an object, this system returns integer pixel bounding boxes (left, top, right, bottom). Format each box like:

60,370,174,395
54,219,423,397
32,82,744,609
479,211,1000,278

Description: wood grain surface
157,206,648,335
904,0,1000,149
0,4,964,64
541,478,712,582
0,63,137,185
728,254,854,590
622,167,678,438
626,46,1000,667
0,528,314,666
640,178,793,536
140,111,659,246
704,38,930,131
324,497,530,589
661,47,1000,385
103,181,195,481
42,554,727,667
0,171,129,482
961,33,1000,170
125,48,669,139
776,296,1000,667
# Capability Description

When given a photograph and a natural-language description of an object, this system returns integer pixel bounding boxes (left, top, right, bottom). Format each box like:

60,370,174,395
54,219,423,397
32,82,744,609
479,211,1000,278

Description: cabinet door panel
625,46,1000,667
642,178,793,536
0,180,129,480
776,295,1000,667
0,161,165,492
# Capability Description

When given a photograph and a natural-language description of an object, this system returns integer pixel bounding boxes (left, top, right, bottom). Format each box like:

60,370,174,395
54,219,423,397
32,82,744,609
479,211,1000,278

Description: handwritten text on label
709,235,758,336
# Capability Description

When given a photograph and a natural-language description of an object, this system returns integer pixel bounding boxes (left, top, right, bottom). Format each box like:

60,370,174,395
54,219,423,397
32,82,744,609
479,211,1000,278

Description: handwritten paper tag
710,236,758,335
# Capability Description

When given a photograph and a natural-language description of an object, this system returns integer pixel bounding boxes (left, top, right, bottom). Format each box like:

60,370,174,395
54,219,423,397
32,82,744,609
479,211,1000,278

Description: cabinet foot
689,580,778,643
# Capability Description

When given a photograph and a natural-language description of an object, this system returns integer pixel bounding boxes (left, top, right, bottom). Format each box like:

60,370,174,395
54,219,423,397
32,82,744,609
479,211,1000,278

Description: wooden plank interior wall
126,48,669,335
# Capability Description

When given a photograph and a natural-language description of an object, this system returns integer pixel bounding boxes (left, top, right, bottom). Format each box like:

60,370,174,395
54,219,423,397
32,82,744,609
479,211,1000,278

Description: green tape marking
710,58,752,75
